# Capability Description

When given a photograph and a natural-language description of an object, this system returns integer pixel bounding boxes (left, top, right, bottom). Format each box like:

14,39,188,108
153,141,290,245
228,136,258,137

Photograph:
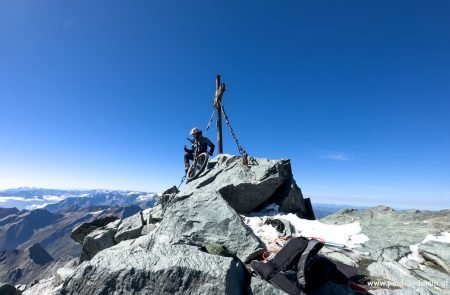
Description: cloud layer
319,153,351,161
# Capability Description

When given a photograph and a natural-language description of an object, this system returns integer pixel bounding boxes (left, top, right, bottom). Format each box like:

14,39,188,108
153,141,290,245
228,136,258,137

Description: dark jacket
185,135,215,155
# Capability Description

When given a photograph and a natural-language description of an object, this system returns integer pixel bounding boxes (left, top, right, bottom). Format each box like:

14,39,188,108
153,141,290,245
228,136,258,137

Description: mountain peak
26,243,54,266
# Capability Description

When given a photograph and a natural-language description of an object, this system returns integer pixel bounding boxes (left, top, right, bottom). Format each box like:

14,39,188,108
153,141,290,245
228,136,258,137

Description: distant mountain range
312,203,369,219
0,188,158,210
0,204,143,287
0,205,142,259
0,243,71,286
0,188,161,288
0,187,368,219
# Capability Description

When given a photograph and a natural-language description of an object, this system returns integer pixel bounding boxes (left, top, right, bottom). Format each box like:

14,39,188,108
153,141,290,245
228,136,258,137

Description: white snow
243,210,369,251
43,195,66,202
399,232,450,264
23,276,58,295
127,191,141,196
137,193,157,201
422,232,450,243
56,266,75,282
89,210,105,215
26,203,50,210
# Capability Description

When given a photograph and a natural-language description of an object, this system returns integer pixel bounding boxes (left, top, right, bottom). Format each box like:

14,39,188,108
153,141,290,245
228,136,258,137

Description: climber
184,127,215,173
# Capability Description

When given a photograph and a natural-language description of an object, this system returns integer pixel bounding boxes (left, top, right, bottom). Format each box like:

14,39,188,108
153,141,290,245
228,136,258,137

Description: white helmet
190,127,201,135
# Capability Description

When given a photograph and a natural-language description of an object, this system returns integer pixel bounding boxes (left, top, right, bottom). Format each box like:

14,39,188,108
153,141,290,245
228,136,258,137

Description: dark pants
184,152,194,167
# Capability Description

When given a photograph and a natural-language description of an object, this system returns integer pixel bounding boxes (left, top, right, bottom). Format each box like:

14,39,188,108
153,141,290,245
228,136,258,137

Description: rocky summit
21,155,450,295
172,154,315,219
321,206,450,295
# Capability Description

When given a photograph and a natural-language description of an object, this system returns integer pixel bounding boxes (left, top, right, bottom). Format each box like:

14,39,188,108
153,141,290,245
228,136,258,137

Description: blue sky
0,1,449,209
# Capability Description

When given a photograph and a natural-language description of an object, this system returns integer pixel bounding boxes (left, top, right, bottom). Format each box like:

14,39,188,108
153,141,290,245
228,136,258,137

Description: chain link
221,105,258,166
221,105,246,156
205,109,216,132
177,174,186,190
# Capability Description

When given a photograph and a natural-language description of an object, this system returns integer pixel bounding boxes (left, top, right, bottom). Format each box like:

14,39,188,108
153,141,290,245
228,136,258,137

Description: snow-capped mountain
0,188,158,211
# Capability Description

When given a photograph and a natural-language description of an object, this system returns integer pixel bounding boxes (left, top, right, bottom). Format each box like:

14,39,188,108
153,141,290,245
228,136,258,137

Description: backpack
250,237,363,295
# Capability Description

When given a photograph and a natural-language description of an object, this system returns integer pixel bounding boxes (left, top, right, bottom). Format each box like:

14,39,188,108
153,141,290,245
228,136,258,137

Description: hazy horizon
0,185,448,211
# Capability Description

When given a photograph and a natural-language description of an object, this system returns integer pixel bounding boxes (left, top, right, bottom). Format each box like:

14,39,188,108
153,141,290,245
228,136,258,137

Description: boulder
320,207,450,294
80,220,120,262
155,186,179,207
60,190,264,294
418,241,450,273
160,191,264,263
141,223,157,236
142,204,163,224
249,276,285,295
16,285,26,293
183,154,315,218
60,235,247,295
71,216,118,244
114,211,144,243
378,246,411,262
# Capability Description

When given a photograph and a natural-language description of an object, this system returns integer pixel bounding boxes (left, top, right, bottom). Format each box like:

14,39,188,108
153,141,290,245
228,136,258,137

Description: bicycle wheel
187,152,209,181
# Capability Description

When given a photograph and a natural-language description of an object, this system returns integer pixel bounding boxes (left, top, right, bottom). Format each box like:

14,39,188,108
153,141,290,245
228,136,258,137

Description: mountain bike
186,139,209,182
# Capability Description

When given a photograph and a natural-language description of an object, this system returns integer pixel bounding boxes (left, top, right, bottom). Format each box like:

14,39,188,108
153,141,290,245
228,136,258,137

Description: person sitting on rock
184,127,215,173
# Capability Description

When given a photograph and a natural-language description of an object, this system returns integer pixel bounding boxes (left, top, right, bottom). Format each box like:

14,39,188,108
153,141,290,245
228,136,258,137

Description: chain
221,105,246,156
206,109,216,132
221,105,258,166
177,174,186,190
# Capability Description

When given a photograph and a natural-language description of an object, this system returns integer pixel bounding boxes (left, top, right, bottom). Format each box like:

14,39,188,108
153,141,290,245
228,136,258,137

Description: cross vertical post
214,75,225,154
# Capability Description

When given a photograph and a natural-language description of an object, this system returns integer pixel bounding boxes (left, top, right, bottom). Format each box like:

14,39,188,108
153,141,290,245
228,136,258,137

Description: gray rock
142,204,163,224
250,276,285,295
409,265,450,294
418,241,450,273
60,234,247,295
250,277,356,295
182,154,314,218
321,207,450,295
266,179,314,219
155,186,179,207
321,247,359,267
160,190,264,263
367,261,448,294
378,246,411,262
114,211,144,243
71,216,118,244
80,220,120,262
16,285,26,293
141,224,157,236
161,185,179,197
279,180,308,213
60,189,265,294
322,207,450,262
187,156,289,213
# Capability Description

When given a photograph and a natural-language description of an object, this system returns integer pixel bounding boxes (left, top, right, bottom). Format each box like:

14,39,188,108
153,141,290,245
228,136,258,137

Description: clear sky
1,1,449,209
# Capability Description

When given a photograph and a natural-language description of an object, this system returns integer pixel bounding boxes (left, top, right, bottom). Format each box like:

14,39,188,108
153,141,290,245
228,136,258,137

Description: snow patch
137,193,157,201
26,203,50,210
89,210,105,215
399,232,450,264
127,191,141,196
43,195,66,202
243,212,369,250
